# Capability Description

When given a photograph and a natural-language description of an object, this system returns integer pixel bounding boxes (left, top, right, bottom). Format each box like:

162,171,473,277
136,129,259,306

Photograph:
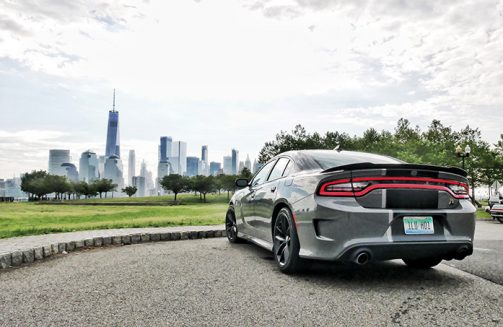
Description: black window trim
267,157,292,182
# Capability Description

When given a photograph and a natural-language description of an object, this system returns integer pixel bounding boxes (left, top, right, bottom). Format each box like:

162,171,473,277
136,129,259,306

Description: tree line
20,168,253,202
258,119,503,197
21,171,118,200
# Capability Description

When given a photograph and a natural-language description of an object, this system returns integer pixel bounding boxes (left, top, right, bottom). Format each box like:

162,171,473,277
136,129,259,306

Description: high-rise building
159,136,172,162
171,141,187,175
61,163,79,182
186,157,200,177
79,150,99,182
210,162,222,176
201,145,209,176
201,145,208,164
231,149,239,175
132,176,146,197
48,149,70,176
245,154,252,171
105,89,120,158
128,150,136,185
104,155,124,189
223,156,232,174
98,155,106,178
238,161,244,173
157,160,171,192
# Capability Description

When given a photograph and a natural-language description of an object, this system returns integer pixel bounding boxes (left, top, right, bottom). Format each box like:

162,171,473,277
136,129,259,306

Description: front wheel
273,208,302,274
497,217,503,223
225,207,243,243
403,257,442,269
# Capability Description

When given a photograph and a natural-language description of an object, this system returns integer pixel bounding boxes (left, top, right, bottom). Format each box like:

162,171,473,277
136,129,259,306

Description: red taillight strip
319,177,470,199
352,176,467,187
352,183,468,199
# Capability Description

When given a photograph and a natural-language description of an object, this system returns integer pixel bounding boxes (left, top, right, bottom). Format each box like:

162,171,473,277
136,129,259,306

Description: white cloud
0,0,502,177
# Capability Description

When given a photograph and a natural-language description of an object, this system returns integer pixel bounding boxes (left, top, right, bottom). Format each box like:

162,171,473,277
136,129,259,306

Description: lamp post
455,144,471,170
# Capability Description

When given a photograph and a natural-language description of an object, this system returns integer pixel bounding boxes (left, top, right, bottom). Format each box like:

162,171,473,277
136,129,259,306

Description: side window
282,160,293,177
268,158,290,181
251,160,276,187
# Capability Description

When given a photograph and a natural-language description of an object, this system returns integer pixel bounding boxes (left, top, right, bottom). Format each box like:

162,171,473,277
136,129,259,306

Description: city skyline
1,1,502,178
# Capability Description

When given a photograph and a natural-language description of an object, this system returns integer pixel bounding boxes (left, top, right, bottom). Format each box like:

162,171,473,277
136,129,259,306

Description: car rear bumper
294,196,476,261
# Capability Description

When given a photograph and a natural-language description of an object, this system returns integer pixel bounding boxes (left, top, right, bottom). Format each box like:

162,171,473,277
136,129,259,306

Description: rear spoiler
322,162,467,177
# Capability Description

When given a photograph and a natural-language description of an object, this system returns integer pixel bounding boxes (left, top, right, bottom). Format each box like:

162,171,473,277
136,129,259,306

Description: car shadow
233,242,469,291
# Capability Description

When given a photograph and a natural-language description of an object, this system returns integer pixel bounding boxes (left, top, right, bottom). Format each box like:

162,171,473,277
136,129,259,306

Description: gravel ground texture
1,238,502,327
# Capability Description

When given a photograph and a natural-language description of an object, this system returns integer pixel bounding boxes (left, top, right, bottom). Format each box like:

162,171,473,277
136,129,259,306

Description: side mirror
235,178,249,188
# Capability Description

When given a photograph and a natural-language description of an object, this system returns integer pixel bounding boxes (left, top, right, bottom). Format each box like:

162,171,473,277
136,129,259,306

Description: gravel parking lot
1,237,502,326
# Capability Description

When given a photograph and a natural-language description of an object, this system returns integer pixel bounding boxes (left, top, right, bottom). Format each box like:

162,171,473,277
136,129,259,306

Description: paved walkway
0,225,225,269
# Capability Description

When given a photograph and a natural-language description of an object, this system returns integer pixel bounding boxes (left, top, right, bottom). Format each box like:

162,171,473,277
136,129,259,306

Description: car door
252,157,291,241
241,160,276,237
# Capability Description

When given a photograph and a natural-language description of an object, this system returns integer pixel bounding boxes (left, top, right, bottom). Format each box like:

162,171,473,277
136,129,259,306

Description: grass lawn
0,194,230,239
0,192,492,239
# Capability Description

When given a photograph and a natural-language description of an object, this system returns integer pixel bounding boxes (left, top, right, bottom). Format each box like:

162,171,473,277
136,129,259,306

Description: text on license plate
403,216,434,235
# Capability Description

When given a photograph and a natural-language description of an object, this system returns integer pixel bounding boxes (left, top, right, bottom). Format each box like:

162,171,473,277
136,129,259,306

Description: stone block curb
0,228,225,270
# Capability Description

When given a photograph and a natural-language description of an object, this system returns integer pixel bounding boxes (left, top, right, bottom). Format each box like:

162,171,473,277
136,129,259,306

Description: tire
497,217,503,224
403,257,442,269
225,206,244,243
273,207,303,274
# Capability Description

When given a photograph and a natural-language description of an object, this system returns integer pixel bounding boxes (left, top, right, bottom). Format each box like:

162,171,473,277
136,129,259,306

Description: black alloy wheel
273,208,302,273
225,207,241,243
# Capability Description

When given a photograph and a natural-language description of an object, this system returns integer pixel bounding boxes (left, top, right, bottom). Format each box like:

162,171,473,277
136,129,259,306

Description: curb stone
0,228,225,270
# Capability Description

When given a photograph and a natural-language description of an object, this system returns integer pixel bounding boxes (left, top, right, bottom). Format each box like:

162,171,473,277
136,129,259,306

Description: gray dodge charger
225,150,476,273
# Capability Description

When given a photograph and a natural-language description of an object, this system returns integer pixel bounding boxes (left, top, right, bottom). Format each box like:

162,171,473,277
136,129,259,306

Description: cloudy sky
1,0,502,178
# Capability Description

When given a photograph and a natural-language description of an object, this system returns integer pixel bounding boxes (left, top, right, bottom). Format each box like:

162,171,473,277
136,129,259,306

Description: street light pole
455,145,471,170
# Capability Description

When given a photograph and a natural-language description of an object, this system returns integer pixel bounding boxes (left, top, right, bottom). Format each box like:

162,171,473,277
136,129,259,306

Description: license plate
403,216,434,235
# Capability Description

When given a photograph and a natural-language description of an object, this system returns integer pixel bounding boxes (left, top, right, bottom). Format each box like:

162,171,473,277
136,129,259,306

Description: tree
46,175,71,200
240,167,253,180
122,186,138,197
160,174,187,201
192,175,215,202
93,179,116,199
220,174,238,199
21,170,48,200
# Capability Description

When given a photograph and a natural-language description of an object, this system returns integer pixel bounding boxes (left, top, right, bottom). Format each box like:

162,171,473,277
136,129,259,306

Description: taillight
319,179,369,196
319,176,469,199
448,184,469,197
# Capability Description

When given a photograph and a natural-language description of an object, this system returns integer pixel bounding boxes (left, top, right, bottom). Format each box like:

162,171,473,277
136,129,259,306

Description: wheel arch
271,200,294,237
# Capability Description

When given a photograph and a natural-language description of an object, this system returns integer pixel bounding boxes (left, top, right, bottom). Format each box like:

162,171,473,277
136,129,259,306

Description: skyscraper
171,141,187,175
201,145,208,164
104,155,124,189
132,176,146,197
61,163,79,182
128,150,136,186
159,136,172,162
105,89,120,158
245,154,252,171
231,149,239,175
209,162,221,176
223,156,232,175
201,145,209,176
48,149,70,176
79,150,99,182
186,157,200,177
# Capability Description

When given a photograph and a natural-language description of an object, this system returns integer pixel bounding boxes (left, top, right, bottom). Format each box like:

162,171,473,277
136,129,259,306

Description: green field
0,193,494,239
0,194,229,239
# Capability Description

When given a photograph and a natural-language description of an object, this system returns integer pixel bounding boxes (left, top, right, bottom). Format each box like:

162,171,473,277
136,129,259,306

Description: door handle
271,186,276,193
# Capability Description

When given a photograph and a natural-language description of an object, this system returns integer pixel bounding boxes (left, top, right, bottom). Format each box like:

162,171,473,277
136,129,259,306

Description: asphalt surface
445,219,503,285
1,234,503,326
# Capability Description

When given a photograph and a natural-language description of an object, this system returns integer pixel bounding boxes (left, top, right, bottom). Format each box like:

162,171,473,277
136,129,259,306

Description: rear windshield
310,151,403,170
